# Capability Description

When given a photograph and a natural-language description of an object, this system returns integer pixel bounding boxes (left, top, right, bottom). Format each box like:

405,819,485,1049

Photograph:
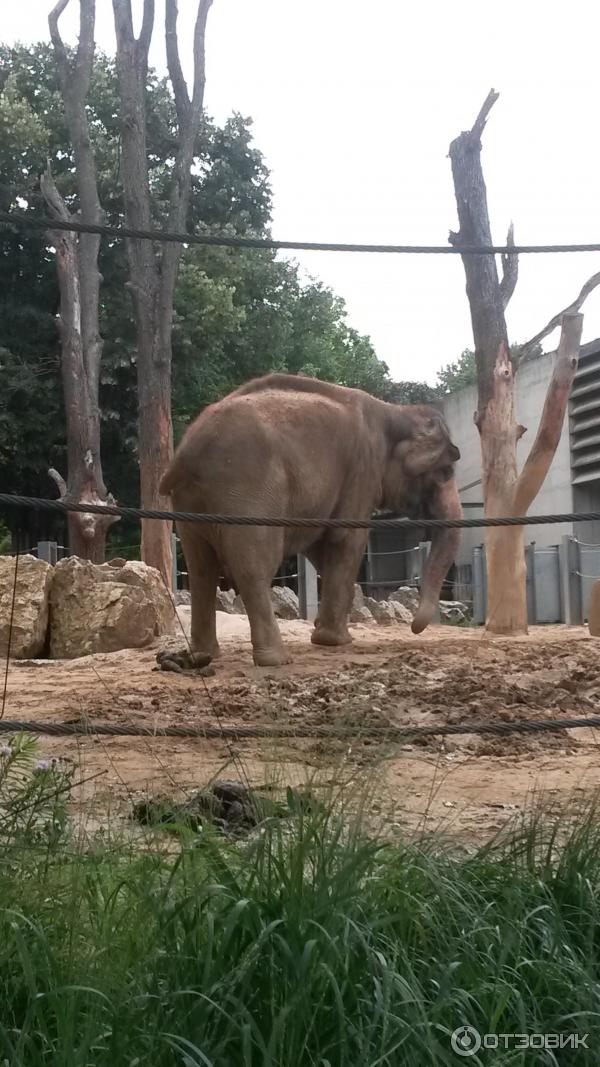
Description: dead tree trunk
112,0,213,587
43,0,117,560
448,91,595,633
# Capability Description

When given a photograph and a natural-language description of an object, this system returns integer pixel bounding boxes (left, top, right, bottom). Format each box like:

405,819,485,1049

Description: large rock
0,555,53,658
389,586,419,613
216,587,236,613
270,586,299,619
350,585,373,623
228,586,300,619
364,597,396,626
50,557,175,659
232,593,246,614
388,600,413,625
439,600,468,625
351,605,374,624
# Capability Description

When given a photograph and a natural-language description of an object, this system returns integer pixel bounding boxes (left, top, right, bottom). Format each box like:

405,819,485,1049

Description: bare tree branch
74,0,96,90
165,0,190,124
112,0,135,45
191,0,213,111
499,222,518,310
48,468,68,498
470,88,499,143
137,0,155,61
518,271,600,365
48,0,71,82
513,313,583,515
40,160,71,223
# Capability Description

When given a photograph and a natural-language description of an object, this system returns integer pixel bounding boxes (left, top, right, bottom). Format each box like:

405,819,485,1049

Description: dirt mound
3,622,600,843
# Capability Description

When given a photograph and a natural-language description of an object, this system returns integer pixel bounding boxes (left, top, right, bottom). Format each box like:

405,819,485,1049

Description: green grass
1,741,600,1065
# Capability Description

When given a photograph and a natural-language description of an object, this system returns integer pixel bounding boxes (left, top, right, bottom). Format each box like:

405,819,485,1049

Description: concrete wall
442,353,574,567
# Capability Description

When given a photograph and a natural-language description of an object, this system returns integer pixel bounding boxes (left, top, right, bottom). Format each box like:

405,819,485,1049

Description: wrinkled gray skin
160,374,462,666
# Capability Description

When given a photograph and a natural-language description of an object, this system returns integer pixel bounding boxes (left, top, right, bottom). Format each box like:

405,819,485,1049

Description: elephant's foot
252,645,293,667
310,625,352,648
191,641,221,660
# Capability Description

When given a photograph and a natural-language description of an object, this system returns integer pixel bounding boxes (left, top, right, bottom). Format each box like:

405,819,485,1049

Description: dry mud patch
4,615,600,843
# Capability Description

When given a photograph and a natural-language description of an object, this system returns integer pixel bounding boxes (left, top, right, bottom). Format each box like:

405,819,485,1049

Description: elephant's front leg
311,532,367,648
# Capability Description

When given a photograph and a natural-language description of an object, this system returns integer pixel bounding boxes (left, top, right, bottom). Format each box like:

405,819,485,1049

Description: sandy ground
5,610,600,844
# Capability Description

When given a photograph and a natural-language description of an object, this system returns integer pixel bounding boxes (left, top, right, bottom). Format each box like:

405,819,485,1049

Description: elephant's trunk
411,476,463,634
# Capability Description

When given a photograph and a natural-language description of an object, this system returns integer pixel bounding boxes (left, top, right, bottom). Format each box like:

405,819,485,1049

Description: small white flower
0,745,12,758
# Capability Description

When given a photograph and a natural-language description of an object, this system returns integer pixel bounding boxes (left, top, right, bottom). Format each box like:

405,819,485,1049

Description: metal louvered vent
570,341,600,486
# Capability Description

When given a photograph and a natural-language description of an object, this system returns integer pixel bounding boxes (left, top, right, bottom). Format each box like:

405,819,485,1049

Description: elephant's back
160,385,373,508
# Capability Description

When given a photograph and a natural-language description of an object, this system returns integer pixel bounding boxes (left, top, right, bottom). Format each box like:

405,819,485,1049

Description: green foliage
436,347,477,394
437,342,545,396
1,767,600,1065
0,43,395,522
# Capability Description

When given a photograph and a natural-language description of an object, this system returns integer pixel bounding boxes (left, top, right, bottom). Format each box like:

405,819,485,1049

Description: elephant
159,373,462,667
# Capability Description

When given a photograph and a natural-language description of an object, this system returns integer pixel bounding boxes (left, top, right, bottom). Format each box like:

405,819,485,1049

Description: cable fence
3,208,600,256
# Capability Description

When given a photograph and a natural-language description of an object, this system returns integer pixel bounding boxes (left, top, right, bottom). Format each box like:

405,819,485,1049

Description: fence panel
533,546,562,623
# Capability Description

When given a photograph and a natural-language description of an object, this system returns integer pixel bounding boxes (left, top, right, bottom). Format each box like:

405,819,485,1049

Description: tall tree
112,0,213,586
41,0,117,560
449,91,600,633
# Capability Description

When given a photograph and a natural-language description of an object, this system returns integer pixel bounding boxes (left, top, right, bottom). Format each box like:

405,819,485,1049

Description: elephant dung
50,557,175,659
0,554,53,659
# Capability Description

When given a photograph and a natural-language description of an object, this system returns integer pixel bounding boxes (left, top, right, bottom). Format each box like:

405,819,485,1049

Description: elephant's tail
159,462,177,496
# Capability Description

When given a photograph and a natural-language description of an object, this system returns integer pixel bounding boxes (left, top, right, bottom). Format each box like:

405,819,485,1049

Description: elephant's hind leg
225,530,290,666
311,532,367,648
178,528,220,658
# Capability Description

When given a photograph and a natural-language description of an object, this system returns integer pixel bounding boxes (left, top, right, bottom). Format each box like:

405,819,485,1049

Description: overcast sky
4,1,600,383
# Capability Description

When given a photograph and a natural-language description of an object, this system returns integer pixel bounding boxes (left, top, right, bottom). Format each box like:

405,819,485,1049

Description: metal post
37,541,58,565
560,535,583,625
365,535,374,597
171,534,178,593
525,542,536,625
472,545,486,625
297,554,318,621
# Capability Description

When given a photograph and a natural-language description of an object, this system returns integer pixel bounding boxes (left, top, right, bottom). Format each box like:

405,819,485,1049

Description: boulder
0,555,53,659
365,597,396,626
439,600,468,625
232,593,246,614
175,590,191,606
351,604,374,624
270,586,300,619
350,585,372,623
50,557,175,659
388,600,413,625
216,587,236,613
227,587,299,619
389,586,420,613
